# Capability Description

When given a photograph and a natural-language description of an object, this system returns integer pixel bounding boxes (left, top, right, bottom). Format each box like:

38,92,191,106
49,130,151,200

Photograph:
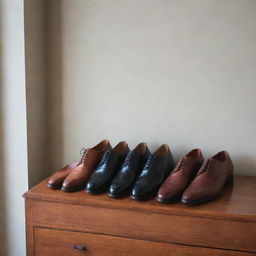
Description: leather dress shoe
156,149,204,203
61,139,112,192
181,150,233,205
85,141,130,194
47,160,80,189
130,144,174,201
108,143,150,198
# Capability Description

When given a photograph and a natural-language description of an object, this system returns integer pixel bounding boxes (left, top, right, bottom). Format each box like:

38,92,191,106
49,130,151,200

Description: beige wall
0,1,255,255
0,0,28,255
46,0,256,176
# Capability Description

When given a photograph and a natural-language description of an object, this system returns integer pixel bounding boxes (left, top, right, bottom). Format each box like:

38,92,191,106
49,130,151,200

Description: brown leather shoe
61,139,112,192
47,160,80,189
47,140,111,191
181,150,233,205
156,149,204,203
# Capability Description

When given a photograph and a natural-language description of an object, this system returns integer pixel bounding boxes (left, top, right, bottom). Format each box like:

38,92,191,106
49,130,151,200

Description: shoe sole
107,187,131,199
155,193,182,204
130,186,160,201
107,192,127,199
181,194,220,205
47,184,62,190
61,186,84,192
85,182,111,194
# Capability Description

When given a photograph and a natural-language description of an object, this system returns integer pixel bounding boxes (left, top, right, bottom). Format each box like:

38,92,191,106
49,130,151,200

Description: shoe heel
225,174,233,186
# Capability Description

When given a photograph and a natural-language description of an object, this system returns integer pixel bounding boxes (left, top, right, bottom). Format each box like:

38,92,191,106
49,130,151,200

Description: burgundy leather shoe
156,149,204,203
181,150,233,205
61,139,112,192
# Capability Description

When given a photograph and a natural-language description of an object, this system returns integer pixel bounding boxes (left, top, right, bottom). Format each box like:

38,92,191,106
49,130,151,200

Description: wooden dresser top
24,176,256,222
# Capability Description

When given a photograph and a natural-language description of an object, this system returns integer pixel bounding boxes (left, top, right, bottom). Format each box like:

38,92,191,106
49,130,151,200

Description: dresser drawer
35,227,253,256
28,200,256,253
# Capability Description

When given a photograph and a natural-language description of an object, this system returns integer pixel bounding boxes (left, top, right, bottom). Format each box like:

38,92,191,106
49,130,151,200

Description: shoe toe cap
48,176,63,188
181,194,191,204
131,185,146,198
48,178,54,185
108,189,123,199
181,191,202,204
108,185,119,195
156,193,168,202
62,180,71,188
86,182,97,191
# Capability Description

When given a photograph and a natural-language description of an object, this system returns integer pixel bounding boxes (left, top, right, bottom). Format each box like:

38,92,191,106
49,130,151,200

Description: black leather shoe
108,143,150,198
130,144,174,201
85,141,129,193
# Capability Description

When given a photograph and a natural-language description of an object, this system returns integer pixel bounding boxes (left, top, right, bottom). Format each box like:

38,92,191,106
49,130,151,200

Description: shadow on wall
45,0,64,175
24,0,50,187
233,155,256,177
0,1,7,254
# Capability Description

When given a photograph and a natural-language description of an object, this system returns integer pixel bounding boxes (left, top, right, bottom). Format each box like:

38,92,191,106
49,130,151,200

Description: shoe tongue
79,148,89,163
125,150,134,159
153,152,164,159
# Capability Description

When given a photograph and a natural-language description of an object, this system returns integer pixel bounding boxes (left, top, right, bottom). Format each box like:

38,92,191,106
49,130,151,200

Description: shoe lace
102,150,112,163
203,160,210,171
144,154,155,169
175,158,185,171
123,151,134,166
80,147,88,163
197,159,211,176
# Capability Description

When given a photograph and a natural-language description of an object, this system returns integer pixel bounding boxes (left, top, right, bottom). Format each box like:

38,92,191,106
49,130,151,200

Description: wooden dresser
23,176,256,256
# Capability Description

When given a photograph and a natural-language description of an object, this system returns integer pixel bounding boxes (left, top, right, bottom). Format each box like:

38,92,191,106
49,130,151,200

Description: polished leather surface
131,144,174,200
108,143,150,198
181,151,233,205
85,141,130,193
47,160,80,189
60,140,111,192
156,149,204,203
